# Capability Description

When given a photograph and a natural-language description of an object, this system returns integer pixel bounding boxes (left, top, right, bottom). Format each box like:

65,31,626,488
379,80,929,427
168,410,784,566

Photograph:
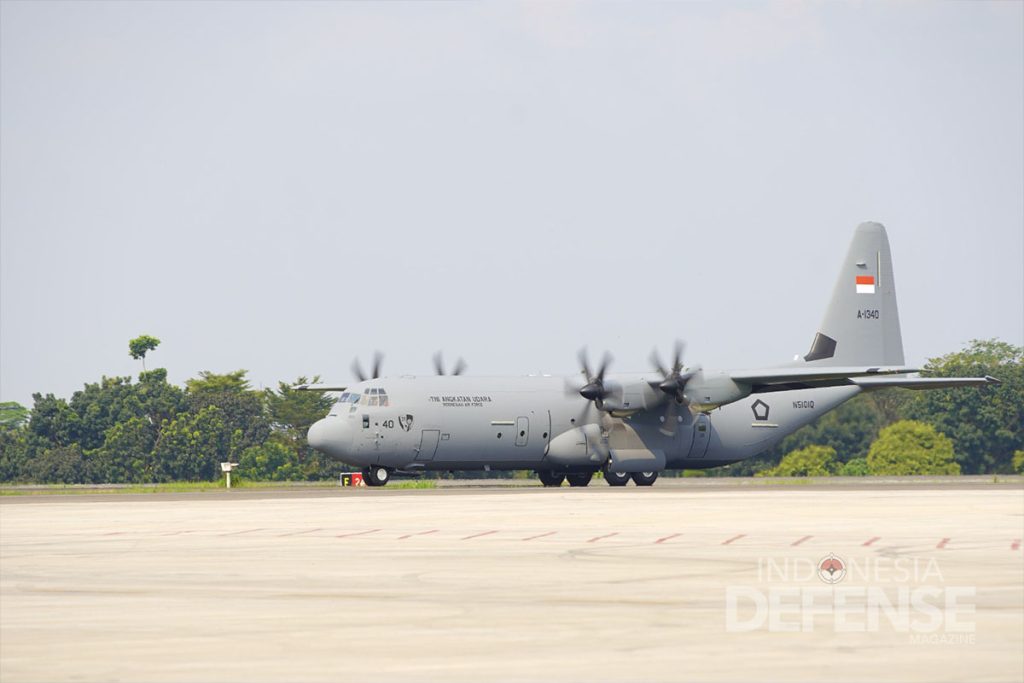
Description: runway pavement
2,483,1022,682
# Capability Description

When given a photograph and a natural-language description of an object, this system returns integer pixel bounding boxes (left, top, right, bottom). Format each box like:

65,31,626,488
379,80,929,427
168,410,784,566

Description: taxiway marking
278,528,323,537
587,532,618,543
398,530,438,540
722,534,746,545
336,529,381,538
462,530,498,540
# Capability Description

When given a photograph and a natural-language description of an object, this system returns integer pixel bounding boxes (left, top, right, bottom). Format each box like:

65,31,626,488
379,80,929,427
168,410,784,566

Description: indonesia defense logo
817,553,847,584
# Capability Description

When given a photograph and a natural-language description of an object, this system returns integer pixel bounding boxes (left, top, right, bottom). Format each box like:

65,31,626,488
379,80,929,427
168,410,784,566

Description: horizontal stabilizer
851,376,1001,390
731,366,921,394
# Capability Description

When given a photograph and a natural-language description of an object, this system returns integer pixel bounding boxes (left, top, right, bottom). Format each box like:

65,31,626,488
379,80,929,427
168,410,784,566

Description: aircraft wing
729,366,921,394
292,383,348,392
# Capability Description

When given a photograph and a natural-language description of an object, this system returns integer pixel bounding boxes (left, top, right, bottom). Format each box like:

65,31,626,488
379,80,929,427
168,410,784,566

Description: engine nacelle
593,377,665,415
683,372,751,412
545,424,607,467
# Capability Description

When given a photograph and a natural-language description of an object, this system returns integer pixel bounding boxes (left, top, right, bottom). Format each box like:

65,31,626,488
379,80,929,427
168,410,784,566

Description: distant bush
839,457,870,476
757,445,837,477
867,420,959,475
1012,450,1024,474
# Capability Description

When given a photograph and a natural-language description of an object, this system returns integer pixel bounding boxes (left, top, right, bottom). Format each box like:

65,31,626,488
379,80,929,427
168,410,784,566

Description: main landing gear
602,471,659,486
536,470,565,487
566,472,593,487
537,470,656,487
362,466,391,487
631,471,659,486
603,471,631,487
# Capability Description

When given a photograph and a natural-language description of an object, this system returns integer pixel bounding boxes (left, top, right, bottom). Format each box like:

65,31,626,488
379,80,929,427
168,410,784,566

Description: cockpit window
335,393,360,404
362,387,389,407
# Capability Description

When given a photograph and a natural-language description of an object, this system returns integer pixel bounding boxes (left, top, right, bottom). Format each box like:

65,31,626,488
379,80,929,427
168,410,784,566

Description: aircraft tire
566,472,593,487
536,470,565,487
630,471,659,487
362,466,391,487
603,471,631,487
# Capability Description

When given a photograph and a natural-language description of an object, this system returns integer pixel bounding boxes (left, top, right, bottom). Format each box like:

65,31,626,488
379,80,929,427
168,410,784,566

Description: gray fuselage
307,374,860,473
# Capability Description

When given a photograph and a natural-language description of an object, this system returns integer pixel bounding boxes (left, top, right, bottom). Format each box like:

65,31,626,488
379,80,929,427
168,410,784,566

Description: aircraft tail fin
802,222,905,367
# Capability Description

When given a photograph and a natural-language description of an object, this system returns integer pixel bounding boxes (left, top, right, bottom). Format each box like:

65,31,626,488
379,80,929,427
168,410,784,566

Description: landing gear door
688,414,711,458
416,429,441,461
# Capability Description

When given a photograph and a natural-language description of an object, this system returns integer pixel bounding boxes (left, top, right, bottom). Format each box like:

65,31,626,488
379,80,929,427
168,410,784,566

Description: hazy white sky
2,1,1022,407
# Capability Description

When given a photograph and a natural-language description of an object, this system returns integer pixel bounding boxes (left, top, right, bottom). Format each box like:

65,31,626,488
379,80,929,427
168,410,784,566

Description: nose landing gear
362,466,391,487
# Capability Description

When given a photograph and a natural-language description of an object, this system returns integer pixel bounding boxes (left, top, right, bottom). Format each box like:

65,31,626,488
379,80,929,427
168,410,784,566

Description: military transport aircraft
304,223,998,487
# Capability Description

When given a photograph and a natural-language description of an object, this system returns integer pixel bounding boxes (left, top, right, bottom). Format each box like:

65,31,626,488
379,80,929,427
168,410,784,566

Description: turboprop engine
680,372,751,412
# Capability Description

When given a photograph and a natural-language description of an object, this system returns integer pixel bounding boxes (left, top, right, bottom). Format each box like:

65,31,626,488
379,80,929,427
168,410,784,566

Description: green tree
25,444,88,484
264,377,334,478
186,370,251,394
90,417,158,483
0,402,29,430
134,368,187,427
0,429,35,481
185,370,269,460
905,339,1022,473
28,393,81,447
1012,450,1024,474
128,335,161,371
239,438,304,481
839,457,870,476
866,420,960,475
758,445,838,477
68,376,144,450
152,406,230,481
863,389,911,427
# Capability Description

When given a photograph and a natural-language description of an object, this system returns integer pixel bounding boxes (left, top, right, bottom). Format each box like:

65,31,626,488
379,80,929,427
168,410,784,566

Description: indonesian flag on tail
856,275,875,294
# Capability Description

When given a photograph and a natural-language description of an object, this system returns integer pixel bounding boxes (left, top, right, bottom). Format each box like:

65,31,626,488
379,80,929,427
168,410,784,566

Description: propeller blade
451,357,467,376
596,352,612,381
433,352,445,376
577,348,593,381
371,351,383,380
351,359,366,382
671,340,685,373
649,349,668,378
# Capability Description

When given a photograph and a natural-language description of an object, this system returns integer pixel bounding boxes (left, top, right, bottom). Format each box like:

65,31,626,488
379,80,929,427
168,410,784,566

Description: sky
1,1,1022,407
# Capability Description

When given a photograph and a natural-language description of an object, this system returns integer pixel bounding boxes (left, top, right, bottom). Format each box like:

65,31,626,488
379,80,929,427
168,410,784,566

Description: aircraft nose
307,418,352,459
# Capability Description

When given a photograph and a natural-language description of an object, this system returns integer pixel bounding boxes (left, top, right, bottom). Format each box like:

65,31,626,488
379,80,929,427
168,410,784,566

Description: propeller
433,352,467,376
351,351,384,382
650,341,697,436
577,348,613,409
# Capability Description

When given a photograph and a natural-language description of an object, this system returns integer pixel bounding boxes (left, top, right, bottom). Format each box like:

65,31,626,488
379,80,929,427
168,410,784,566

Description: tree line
0,338,1021,483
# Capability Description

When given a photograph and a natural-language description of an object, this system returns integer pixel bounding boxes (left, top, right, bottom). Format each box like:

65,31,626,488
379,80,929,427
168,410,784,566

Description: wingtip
985,375,1002,385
